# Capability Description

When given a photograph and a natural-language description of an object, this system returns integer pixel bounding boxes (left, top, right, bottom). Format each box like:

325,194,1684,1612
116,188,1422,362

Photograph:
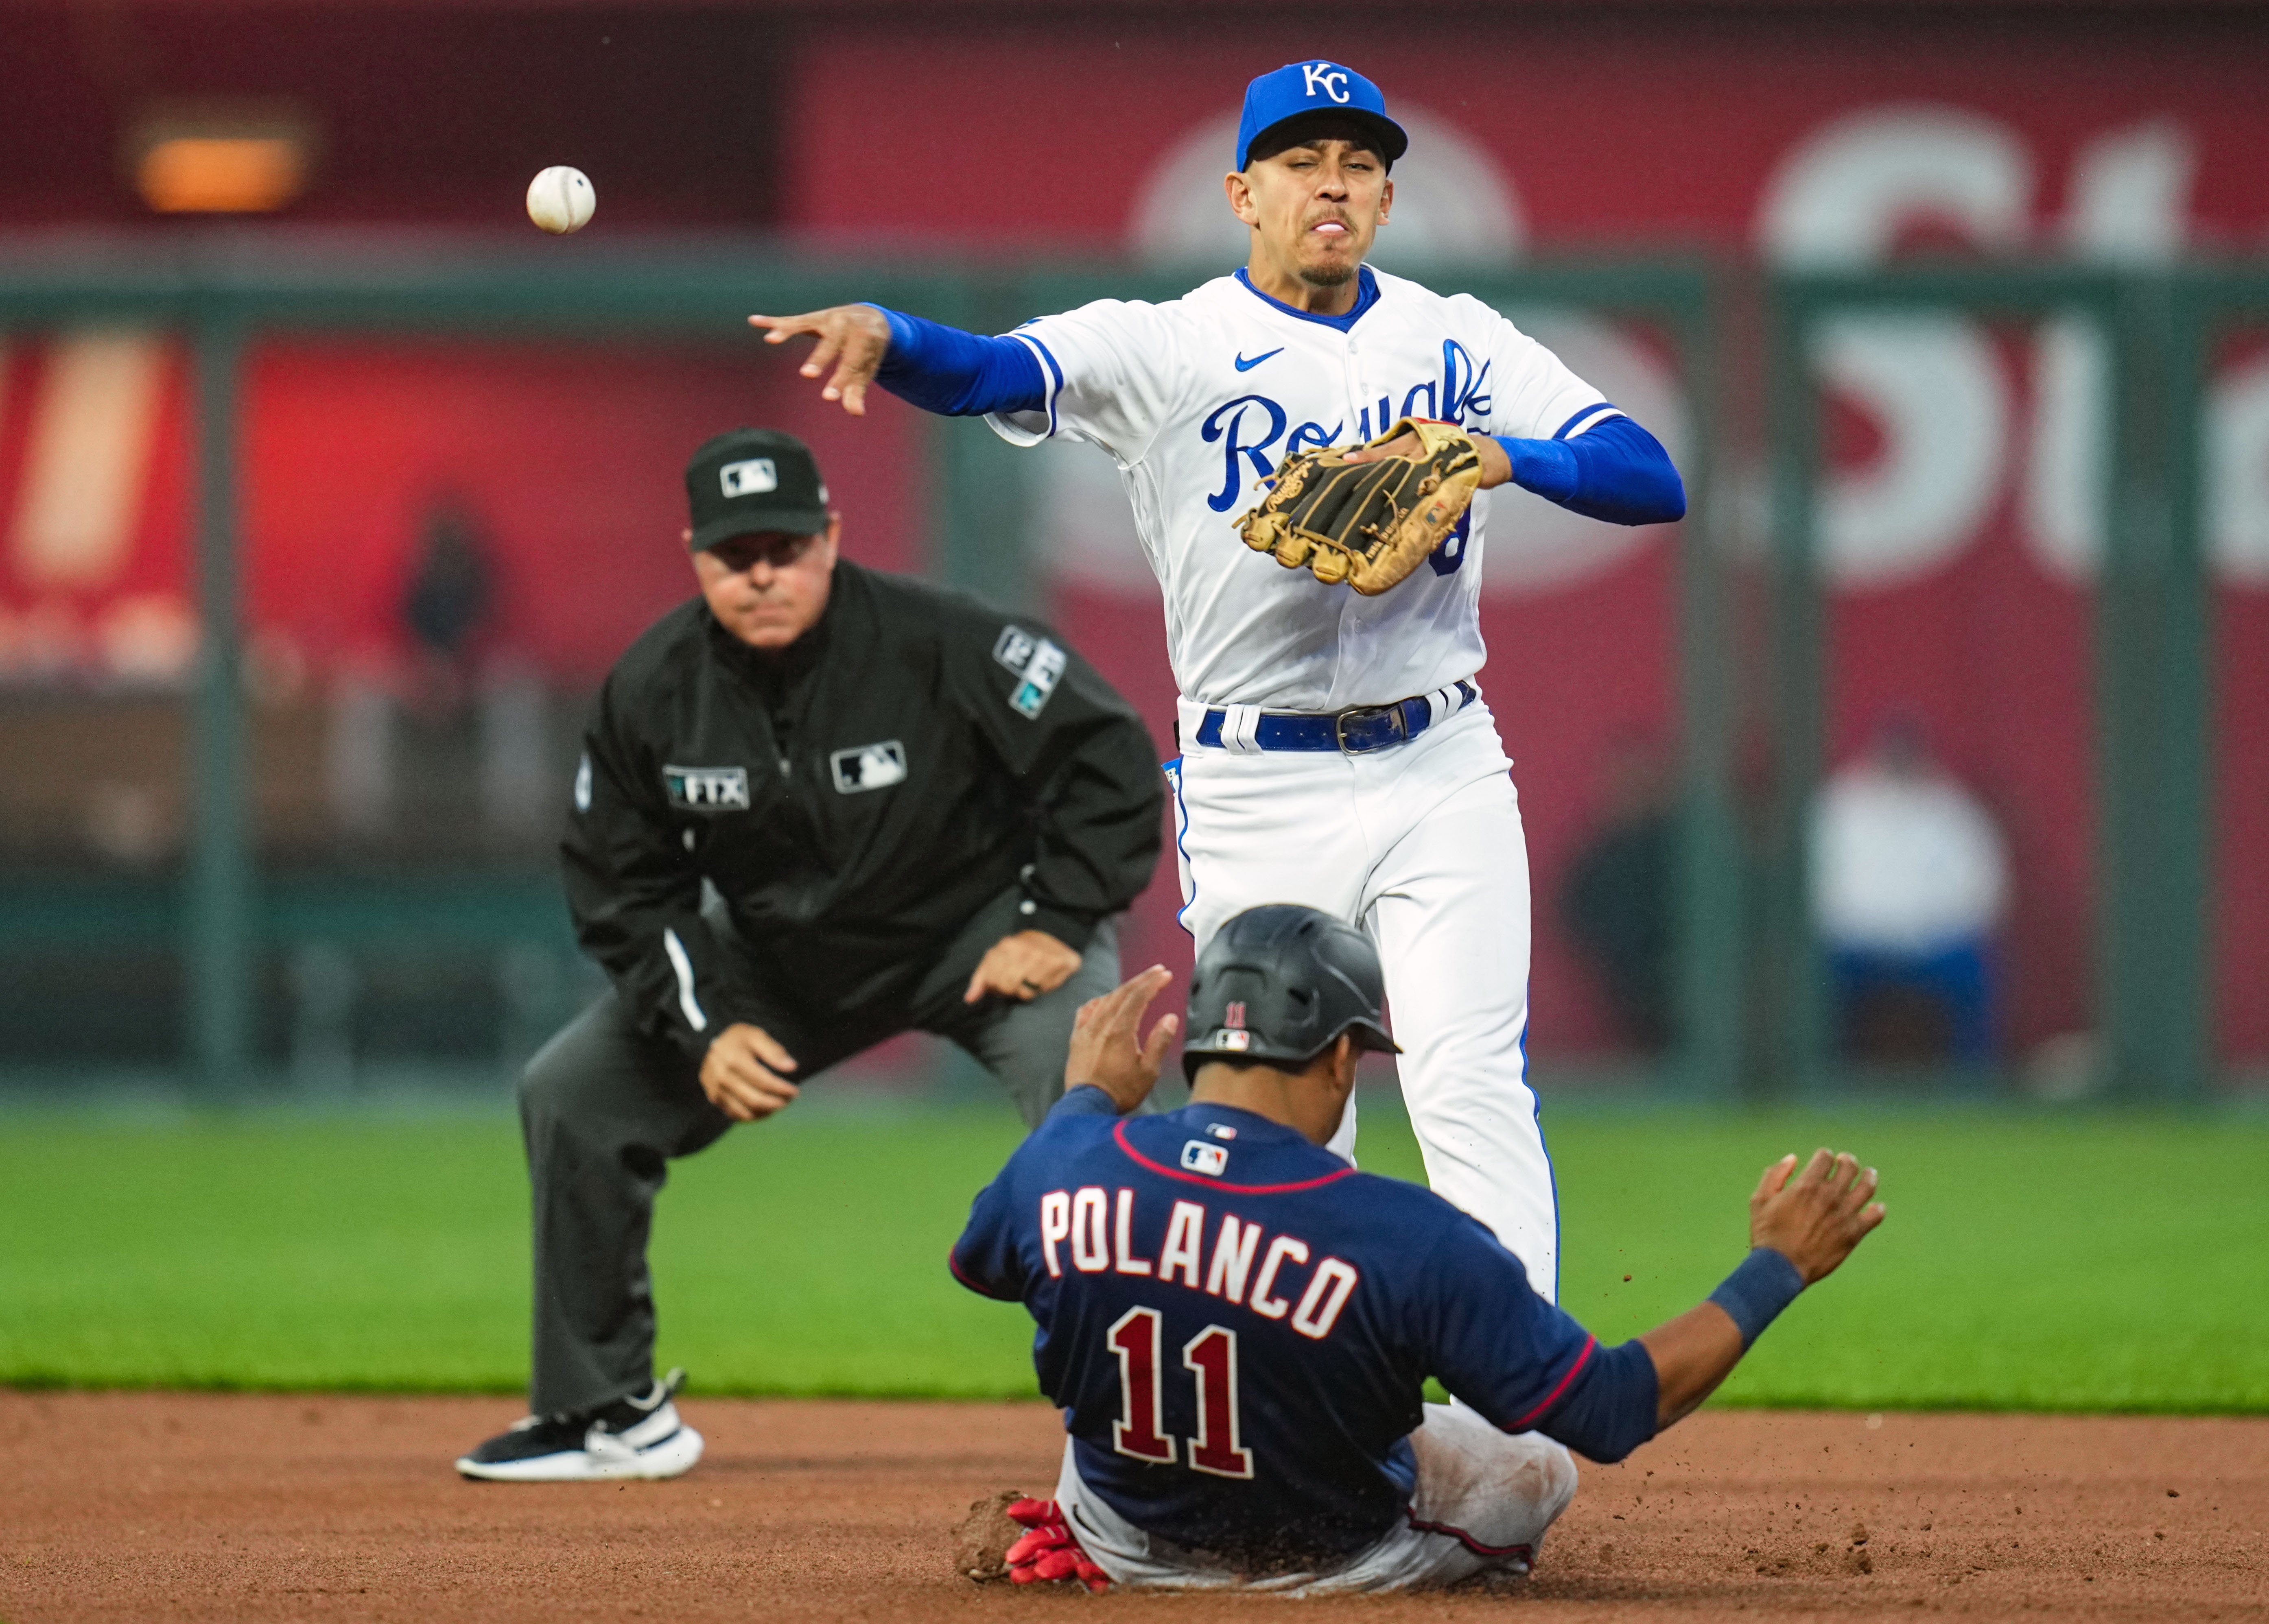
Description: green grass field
2,1098,2264,1410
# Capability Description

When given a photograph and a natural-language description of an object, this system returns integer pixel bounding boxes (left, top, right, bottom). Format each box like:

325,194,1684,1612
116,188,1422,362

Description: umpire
457,428,1163,1482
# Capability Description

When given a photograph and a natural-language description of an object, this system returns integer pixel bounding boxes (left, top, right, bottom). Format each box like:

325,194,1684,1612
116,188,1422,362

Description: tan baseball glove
1233,417,1484,596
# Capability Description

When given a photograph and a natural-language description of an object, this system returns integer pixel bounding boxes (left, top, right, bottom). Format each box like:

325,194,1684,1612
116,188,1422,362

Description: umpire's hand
699,1024,802,1122
964,930,1083,1005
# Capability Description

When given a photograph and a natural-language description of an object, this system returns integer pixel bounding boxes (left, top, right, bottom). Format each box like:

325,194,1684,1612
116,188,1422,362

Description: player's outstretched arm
1642,1149,1884,1426
751,305,1049,421
748,304,894,415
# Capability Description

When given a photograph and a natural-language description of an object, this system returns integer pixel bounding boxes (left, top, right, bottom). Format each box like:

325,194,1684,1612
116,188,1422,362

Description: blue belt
1194,681,1476,755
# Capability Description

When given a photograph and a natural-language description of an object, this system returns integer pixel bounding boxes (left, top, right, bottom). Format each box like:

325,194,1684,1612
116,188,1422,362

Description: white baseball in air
526,166,595,235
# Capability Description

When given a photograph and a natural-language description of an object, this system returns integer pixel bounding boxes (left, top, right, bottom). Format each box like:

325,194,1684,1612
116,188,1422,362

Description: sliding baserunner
951,911,1882,1593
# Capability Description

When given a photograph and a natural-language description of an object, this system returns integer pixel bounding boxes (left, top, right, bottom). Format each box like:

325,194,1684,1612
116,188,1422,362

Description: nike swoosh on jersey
1233,349,1285,372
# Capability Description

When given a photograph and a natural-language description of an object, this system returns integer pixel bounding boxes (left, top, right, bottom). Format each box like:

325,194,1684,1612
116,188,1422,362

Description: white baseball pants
1169,695,1559,1300
1056,1404,1578,1593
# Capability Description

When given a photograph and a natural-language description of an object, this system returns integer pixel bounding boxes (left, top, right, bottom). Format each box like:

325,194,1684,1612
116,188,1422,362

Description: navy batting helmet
1181,904,1401,1083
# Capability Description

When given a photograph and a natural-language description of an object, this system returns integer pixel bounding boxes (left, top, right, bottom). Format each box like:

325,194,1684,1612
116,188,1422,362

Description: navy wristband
1707,1247,1806,1347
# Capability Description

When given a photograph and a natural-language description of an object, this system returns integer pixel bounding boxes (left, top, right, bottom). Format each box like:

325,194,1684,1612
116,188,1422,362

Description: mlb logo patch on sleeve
831,740,908,793
992,625,1067,719
663,765,750,810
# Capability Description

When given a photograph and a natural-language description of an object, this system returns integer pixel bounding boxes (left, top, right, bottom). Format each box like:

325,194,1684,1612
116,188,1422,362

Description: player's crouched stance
455,430,1162,1483
951,906,1886,1594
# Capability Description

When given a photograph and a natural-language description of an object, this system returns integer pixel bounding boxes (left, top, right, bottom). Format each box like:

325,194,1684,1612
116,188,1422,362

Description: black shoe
455,1369,702,1482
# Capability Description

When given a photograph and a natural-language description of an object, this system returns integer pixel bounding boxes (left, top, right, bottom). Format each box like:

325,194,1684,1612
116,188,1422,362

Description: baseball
526,166,595,235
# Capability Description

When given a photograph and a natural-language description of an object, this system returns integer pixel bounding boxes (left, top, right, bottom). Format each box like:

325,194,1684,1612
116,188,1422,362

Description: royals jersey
986,266,1615,712
951,1088,1602,1568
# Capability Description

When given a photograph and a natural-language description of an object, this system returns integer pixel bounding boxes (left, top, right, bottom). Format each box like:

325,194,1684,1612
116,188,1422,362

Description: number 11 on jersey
1107,1307,1255,1479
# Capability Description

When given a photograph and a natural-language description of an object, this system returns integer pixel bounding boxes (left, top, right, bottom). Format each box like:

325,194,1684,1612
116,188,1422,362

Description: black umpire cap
684,428,831,553
1181,903,1401,1083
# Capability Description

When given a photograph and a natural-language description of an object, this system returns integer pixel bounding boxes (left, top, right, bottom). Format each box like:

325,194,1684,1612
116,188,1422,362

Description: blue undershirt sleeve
870,306,1048,417
1532,1338,1660,1463
1493,414,1687,526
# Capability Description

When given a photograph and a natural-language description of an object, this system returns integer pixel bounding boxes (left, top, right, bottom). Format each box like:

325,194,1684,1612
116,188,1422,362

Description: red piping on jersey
1404,1514,1535,1562
1111,1119,1360,1195
1507,1333,1597,1431
947,1244,1016,1301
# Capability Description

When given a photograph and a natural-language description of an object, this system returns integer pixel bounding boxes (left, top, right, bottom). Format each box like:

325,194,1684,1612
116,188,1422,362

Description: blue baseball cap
1235,61,1409,172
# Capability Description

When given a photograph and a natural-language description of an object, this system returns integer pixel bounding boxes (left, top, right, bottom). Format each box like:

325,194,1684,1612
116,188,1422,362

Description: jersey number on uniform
1107,1307,1255,1478
1427,507,1471,577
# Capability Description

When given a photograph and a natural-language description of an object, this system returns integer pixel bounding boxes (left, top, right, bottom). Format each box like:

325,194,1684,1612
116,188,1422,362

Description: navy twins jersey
950,1089,1601,1566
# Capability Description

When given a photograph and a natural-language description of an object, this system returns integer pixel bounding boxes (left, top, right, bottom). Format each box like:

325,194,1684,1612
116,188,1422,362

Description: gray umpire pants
518,890,1120,1417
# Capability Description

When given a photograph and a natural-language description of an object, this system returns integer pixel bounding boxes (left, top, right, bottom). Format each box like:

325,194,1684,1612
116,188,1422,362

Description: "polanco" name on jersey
1036,1186,1361,1342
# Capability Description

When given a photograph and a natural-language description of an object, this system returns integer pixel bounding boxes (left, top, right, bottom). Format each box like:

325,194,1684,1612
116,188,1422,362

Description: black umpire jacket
565,560,1164,1060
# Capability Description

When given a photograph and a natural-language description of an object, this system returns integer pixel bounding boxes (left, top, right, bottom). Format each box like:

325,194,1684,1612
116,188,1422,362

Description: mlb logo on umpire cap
685,428,832,553
719,458,777,497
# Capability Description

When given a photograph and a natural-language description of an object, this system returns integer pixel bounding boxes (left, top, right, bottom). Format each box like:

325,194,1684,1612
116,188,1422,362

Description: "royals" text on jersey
1199,338,1496,512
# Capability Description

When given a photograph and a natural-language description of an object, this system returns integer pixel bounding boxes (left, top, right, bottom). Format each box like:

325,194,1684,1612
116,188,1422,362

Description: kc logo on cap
720,458,778,497
1235,59,1408,171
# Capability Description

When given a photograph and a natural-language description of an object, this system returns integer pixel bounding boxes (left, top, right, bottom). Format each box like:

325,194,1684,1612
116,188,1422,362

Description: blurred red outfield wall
0,5,2264,1061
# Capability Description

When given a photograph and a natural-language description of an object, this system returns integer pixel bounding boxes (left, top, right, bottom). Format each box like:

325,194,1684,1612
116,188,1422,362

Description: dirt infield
1,1394,2262,1623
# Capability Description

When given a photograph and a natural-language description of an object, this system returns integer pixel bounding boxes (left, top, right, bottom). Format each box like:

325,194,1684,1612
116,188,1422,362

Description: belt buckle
1333,702,1406,755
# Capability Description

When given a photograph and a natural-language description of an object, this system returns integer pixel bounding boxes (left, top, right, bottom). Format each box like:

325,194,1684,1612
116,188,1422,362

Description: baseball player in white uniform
750,60,1685,1301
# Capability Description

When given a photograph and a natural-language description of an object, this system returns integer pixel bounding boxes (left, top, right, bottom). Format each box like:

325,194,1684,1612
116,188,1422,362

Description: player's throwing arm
748,306,893,416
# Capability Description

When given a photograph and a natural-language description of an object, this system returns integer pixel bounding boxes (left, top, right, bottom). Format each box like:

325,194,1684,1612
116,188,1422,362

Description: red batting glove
1004,1497,1111,1593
